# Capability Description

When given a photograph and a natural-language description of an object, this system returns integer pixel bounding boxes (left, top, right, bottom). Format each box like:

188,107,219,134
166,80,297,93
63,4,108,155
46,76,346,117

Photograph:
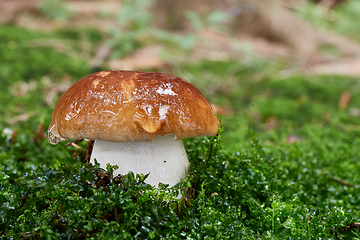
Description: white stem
90,135,189,187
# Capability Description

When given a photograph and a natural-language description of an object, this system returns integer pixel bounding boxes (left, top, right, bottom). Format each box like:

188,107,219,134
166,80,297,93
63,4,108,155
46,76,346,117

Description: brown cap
48,71,219,143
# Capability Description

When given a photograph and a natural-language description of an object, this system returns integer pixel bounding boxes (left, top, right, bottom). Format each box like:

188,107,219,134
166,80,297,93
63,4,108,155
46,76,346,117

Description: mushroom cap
48,71,219,142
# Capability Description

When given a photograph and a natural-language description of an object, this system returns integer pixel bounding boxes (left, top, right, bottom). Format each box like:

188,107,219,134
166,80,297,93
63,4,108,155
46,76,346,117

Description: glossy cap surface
48,70,219,143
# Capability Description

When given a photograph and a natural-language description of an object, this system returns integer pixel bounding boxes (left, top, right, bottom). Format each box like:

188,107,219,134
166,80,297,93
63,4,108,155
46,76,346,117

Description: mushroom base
90,135,189,187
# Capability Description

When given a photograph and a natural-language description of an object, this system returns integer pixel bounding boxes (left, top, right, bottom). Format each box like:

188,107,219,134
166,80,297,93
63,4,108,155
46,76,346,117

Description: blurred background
2,0,360,151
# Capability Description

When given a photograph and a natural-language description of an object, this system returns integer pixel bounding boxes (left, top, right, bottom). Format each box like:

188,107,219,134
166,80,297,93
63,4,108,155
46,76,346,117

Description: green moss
0,25,90,85
1,20,360,238
1,128,359,238
0,25,93,127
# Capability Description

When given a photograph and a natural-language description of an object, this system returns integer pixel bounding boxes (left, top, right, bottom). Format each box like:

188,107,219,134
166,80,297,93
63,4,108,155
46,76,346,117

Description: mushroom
47,71,219,187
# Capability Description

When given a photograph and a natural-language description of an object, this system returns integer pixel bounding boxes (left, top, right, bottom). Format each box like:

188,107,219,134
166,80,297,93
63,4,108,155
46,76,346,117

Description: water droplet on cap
47,130,61,145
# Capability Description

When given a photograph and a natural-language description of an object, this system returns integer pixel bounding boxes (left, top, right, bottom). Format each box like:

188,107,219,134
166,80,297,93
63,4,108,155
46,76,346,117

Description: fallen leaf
7,113,31,125
265,116,279,130
286,135,302,144
33,124,45,142
10,129,18,143
307,58,360,77
10,81,37,96
338,91,351,110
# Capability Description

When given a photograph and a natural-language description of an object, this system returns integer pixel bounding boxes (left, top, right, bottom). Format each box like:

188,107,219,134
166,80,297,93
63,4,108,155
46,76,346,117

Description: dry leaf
306,58,360,77
33,124,45,142
10,81,37,97
265,116,279,130
286,135,302,144
338,91,351,110
7,113,31,125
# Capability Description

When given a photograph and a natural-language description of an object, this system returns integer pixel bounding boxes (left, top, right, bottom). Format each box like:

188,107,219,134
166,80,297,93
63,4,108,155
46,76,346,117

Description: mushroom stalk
90,135,189,187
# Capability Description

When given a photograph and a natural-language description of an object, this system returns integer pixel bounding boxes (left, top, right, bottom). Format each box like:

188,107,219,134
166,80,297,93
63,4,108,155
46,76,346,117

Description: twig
65,139,84,149
10,129,17,143
324,174,354,187
33,124,45,142
85,180,97,188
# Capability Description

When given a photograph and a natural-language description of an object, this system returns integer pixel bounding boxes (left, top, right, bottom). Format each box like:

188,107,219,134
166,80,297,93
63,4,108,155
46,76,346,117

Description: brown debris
85,171,111,190
65,140,83,149
185,185,196,200
331,177,354,187
325,174,354,187
338,91,351,110
10,129,18,143
345,222,360,231
100,212,113,221
286,135,302,144
305,58,360,77
184,197,192,208
95,171,111,188
33,124,45,142
7,113,31,125
265,116,279,130
19,192,29,208
85,180,96,188
333,222,360,235
10,81,37,97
